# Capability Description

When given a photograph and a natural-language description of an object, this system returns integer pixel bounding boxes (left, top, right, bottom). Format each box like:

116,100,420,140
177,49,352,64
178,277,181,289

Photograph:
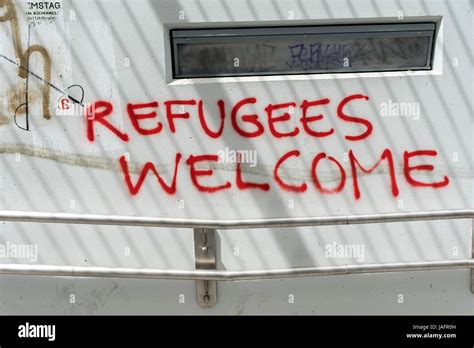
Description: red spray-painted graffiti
85,94,449,200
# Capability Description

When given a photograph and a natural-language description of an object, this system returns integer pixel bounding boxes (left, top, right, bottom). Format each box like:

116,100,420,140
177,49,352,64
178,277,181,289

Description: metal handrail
0,209,472,287
0,209,473,229
0,260,472,281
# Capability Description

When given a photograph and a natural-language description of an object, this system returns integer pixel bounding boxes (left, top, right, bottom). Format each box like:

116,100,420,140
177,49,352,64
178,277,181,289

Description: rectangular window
171,23,435,78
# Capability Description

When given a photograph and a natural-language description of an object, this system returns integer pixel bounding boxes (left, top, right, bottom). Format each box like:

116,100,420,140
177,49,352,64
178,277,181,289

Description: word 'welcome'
84,94,449,200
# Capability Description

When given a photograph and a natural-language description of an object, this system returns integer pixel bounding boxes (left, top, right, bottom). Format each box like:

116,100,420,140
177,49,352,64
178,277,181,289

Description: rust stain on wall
6,87,40,114
0,0,52,120
0,143,146,174
0,115,10,125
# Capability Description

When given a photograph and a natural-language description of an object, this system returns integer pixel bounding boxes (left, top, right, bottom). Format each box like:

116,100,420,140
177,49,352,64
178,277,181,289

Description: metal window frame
0,209,473,308
171,23,436,79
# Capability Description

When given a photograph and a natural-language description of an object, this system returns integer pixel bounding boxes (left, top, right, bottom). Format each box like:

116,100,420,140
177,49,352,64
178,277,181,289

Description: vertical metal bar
471,220,474,293
194,228,217,307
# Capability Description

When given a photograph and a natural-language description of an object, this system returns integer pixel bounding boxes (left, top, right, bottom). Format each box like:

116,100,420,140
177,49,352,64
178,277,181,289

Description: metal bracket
471,220,473,294
194,228,217,308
